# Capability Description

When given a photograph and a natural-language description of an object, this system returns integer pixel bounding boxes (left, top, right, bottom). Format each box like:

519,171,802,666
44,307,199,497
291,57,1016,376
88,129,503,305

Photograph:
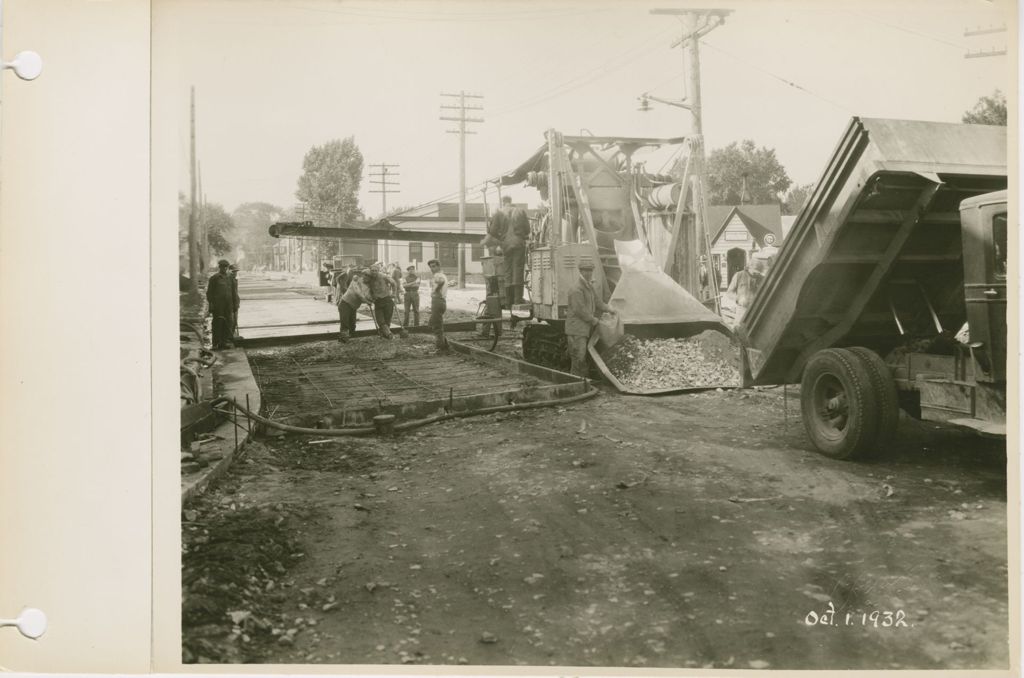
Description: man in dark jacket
565,261,612,378
499,196,531,306
206,259,238,350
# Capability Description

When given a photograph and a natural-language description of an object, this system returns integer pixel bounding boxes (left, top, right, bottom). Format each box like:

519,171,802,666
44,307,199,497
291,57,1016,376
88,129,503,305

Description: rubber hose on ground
212,385,600,437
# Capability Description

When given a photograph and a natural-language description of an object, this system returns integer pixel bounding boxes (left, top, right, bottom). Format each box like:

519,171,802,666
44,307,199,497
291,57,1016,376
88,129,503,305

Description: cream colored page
0,0,152,672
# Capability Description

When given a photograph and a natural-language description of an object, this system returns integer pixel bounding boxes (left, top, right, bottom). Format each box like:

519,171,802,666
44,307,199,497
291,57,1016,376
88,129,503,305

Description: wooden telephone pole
187,86,199,295
369,163,400,264
441,91,484,288
649,8,730,309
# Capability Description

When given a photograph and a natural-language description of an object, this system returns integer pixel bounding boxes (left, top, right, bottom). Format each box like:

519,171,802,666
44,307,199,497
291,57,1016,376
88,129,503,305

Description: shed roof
707,204,783,246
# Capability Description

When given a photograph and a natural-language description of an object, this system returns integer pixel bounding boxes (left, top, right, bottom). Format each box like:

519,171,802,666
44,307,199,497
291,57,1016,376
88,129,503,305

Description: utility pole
187,86,199,296
198,160,208,276
649,8,729,306
441,90,484,288
964,23,1006,58
369,162,400,264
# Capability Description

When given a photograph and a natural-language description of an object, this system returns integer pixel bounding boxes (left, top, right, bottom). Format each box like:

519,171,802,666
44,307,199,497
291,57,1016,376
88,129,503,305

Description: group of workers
333,260,449,351
206,258,241,350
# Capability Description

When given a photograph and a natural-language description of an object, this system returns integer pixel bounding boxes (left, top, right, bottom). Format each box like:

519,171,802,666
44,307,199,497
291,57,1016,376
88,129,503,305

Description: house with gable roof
706,204,784,289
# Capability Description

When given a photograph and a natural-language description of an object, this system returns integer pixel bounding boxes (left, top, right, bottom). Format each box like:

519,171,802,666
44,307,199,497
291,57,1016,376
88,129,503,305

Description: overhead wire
288,3,616,24
836,9,968,50
701,41,855,114
490,24,678,117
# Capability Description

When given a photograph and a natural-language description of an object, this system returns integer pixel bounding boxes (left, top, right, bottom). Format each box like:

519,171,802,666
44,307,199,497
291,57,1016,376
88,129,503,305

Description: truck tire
800,348,881,460
847,346,899,452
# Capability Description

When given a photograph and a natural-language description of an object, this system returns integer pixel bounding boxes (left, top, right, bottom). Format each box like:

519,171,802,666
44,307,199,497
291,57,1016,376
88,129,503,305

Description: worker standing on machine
500,195,531,306
565,261,612,378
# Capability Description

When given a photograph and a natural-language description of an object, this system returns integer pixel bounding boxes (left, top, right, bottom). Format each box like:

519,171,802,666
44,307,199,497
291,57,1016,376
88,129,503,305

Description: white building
371,201,528,279
706,204,785,289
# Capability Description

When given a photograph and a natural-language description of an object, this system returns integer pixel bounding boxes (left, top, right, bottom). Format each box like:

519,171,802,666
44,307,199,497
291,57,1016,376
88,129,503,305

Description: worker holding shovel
565,260,613,378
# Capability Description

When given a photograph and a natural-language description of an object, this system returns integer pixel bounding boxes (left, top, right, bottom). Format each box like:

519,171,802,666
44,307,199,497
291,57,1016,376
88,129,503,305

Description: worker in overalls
726,260,763,327
365,262,399,339
500,196,531,306
402,265,421,327
565,261,612,378
337,271,369,343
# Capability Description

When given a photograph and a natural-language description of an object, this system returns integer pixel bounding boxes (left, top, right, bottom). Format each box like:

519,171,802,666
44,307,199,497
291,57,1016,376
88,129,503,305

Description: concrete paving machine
500,130,736,391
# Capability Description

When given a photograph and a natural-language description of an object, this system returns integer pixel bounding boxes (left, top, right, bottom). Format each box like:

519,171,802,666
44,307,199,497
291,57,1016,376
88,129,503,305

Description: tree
962,90,1006,126
782,182,815,216
201,202,235,255
295,137,365,225
232,202,285,269
699,140,792,205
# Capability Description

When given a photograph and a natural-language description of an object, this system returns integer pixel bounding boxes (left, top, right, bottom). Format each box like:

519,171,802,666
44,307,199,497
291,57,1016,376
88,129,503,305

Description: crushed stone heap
602,330,741,391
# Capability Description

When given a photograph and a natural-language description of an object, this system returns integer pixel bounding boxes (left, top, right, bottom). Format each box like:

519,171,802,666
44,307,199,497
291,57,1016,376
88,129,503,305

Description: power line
838,9,967,50
701,41,854,114
491,24,678,117
440,91,484,288
367,163,400,216
289,3,615,24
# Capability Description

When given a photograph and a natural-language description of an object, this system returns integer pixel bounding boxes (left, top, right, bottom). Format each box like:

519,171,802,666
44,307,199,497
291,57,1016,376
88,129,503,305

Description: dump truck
497,131,737,391
737,117,1008,459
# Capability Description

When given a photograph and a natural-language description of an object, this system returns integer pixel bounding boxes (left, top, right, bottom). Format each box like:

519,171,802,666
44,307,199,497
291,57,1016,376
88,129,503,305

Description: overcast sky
155,0,1013,218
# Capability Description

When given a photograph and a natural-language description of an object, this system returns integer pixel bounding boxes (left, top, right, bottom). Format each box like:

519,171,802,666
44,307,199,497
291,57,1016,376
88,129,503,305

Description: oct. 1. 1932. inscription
805,602,911,628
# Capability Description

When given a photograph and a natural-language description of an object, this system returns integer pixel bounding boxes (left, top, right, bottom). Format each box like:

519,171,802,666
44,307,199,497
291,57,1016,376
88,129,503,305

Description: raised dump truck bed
741,117,1006,383
738,117,1008,459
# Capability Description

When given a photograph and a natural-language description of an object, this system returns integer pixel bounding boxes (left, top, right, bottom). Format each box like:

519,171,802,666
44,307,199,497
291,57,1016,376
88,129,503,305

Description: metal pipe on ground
211,384,600,438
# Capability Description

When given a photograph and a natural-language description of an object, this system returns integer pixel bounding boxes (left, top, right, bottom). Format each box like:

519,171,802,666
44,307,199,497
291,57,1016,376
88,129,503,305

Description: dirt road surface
183,359,1008,669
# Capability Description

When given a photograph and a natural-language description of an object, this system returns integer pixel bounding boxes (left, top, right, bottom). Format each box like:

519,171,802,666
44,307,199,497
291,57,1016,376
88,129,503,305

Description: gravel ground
183,379,1008,669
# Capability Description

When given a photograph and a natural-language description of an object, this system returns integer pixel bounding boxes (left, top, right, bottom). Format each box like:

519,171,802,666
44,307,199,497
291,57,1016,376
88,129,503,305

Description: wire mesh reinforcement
247,349,538,420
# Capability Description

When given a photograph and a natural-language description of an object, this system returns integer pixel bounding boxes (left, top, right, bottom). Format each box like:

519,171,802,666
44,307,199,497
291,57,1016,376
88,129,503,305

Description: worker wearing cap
390,262,403,305
365,262,399,339
206,259,239,350
228,264,242,340
500,195,531,306
427,259,449,352
402,265,421,327
337,271,370,343
565,261,611,378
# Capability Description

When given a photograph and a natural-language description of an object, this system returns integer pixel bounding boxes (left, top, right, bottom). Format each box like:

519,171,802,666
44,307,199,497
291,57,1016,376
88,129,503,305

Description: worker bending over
565,261,612,378
365,262,400,339
337,271,369,343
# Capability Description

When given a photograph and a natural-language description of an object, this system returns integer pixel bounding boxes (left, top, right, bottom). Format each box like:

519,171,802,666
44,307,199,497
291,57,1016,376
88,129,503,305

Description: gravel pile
602,330,740,391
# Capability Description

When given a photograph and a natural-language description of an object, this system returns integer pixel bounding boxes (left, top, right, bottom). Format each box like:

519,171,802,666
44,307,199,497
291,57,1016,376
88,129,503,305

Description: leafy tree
295,137,365,225
782,182,815,216
699,140,792,205
201,202,235,255
232,202,285,268
962,90,1007,126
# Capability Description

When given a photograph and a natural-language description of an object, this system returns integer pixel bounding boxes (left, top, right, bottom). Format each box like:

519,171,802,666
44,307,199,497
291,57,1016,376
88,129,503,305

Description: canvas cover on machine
607,240,724,326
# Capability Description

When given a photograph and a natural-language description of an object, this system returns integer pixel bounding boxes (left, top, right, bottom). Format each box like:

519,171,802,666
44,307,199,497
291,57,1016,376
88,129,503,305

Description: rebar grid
248,351,533,417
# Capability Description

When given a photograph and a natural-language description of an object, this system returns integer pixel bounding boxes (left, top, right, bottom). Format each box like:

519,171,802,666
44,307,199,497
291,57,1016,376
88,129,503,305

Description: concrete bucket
588,240,741,394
